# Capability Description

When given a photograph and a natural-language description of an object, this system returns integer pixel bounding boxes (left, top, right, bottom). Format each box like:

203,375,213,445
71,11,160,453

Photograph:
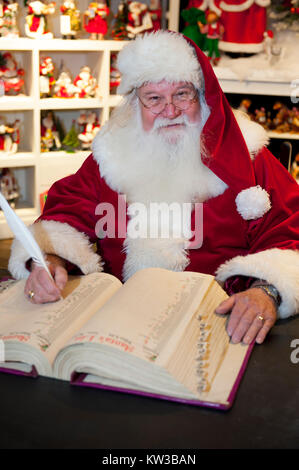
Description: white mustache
152,116,188,130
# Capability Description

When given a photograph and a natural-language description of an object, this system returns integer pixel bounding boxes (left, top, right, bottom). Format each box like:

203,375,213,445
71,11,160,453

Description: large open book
0,268,253,409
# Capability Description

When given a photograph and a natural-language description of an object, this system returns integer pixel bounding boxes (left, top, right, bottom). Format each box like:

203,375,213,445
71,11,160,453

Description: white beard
94,97,226,205
92,96,227,280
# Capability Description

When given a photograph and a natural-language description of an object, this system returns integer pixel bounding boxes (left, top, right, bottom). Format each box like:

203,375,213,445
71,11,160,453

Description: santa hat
117,31,271,220
117,30,203,95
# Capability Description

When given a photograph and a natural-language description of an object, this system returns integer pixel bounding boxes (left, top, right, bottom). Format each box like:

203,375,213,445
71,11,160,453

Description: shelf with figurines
179,1,299,97
0,50,34,109
0,166,36,215
0,111,36,167
0,0,160,42
227,95,299,142
39,108,101,156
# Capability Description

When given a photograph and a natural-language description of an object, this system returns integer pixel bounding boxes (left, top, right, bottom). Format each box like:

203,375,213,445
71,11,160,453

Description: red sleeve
224,148,299,295
39,154,101,243
247,148,299,253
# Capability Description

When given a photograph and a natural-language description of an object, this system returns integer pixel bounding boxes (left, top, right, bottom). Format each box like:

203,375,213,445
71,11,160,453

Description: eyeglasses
136,86,198,115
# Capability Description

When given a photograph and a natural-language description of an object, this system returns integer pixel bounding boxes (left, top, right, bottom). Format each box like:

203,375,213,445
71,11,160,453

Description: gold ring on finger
28,290,35,300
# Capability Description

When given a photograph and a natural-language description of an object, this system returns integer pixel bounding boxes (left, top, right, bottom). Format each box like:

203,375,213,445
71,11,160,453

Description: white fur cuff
8,220,103,280
216,248,299,319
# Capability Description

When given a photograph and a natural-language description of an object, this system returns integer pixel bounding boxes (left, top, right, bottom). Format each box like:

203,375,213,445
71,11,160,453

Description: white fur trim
117,31,203,95
8,220,103,280
233,109,269,158
218,40,264,53
219,0,269,12
216,248,299,319
122,237,190,281
236,185,271,220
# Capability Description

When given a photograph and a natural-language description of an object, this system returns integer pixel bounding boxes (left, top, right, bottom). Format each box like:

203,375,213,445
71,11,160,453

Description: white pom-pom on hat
235,185,271,220
117,30,203,95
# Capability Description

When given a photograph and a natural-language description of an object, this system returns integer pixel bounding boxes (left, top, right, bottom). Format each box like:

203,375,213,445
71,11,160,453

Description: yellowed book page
166,282,249,404
0,273,121,367
65,268,214,364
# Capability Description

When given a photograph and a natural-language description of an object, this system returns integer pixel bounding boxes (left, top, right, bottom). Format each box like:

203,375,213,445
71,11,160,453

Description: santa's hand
215,288,277,345
24,255,68,304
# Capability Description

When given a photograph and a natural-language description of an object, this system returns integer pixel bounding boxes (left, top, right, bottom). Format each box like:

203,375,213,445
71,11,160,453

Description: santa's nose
161,102,182,119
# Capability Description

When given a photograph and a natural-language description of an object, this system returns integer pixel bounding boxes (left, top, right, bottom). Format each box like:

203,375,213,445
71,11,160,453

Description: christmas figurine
41,111,62,151
83,1,109,40
214,0,270,55
39,56,55,98
0,117,20,154
110,53,121,92
149,0,162,31
253,107,271,130
0,52,25,95
126,1,153,39
53,71,78,98
238,98,252,116
25,0,56,39
73,65,98,98
290,107,299,134
291,154,299,182
272,101,291,133
0,0,20,38
77,111,100,150
198,10,224,65
111,0,129,40
0,168,19,208
60,0,81,39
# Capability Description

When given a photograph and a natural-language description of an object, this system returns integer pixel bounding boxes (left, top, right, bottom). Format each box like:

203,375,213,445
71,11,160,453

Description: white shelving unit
0,38,127,238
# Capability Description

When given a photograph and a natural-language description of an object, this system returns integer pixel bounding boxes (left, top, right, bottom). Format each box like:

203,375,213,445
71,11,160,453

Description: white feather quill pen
0,192,52,278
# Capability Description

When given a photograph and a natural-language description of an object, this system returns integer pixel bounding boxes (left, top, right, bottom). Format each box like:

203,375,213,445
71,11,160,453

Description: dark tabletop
0,316,298,450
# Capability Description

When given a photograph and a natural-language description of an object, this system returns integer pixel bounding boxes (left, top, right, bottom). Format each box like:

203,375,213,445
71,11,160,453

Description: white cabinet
0,38,126,238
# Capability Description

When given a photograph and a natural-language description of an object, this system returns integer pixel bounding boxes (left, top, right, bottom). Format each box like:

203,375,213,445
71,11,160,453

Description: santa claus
83,1,109,40
77,111,100,149
73,66,98,98
215,0,270,54
9,32,299,346
126,1,153,39
0,0,19,37
0,52,24,95
39,56,55,97
25,0,56,39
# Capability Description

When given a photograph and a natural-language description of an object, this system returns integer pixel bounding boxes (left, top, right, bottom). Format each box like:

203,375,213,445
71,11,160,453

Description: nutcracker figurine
25,0,56,39
60,0,81,39
39,56,55,97
83,1,109,40
0,0,20,38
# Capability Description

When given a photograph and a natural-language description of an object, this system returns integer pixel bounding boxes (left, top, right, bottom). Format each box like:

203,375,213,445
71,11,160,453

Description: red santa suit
9,32,299,321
